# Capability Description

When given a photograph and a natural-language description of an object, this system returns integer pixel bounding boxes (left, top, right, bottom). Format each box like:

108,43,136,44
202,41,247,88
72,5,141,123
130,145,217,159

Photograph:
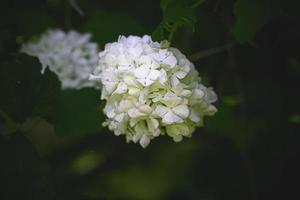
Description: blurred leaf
153,0,203,41
162,0,196,28
69,149,105,175
288,114,300,124
16,7,56,38
233,0,278,44
161,0,169,13
0,133,57,200
19,117,78,157
0,54,60,122
54,88,103,137
82,140,200,200
152,21,170,41
223,95,241,106
206,101,266,151
82,10,147,46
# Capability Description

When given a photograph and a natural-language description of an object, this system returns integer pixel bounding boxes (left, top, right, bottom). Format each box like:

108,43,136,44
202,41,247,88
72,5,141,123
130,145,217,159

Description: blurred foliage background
1,0,300,200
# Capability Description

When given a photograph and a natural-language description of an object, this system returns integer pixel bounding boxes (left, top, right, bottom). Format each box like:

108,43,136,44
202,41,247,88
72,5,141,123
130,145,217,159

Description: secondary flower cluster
90,35,217,148
21,29,99,90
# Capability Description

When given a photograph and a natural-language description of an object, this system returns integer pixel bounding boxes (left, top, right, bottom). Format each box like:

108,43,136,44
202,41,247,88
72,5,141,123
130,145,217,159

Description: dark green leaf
0,54,60,122
82,10,147,46
0,133,57,200
54,88,103,137
232,0,278,44
162,0,196,29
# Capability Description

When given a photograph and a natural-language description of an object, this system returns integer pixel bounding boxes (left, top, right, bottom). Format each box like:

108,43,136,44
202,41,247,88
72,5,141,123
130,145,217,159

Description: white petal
153,129,160,137
163,55,177,68
139,105,152,113
129,118,138,127
193,89,205,100
137,78,154,87
139,135,150,148
160,92,182,107
123,76,138,86
171,75,180,87
162,110,183,124
128,108,145,118
148,69,160,81
181,89,192,97
132,133,142,143
128,87,140,96
142,35,152,43
205,88,218,103
134,65,150,79
128,45,143,57
104,104,116,118
104,81,118,94
153,105,169,117
149,117,159,129
173,135,183,142
159,69,167,84
119,100,133,112
114,82,127,94
88,74,101,81
172,104,189,119
117,54,131,66
189,109,201,122
175,64,190,79
139,89,148,103
114,113,125,122
137,55,152,65
204,105,218,116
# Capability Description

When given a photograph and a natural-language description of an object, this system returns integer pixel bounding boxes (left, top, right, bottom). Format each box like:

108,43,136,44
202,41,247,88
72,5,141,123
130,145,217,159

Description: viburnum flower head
21,29,99,89
90,35,217,148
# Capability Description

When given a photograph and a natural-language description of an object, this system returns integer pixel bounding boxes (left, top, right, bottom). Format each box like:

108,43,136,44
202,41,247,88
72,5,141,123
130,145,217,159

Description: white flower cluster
90,35,217,148
21,29,99,90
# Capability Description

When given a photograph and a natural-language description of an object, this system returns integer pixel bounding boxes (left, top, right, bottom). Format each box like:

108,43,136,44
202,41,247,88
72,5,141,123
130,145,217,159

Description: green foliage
82,10,147,45
162,0,196,28
0,133,56,200
233,0,278,44
206,100,265,151
16,7,56,38
54,88,103,137
0,54,60,122
152,0,205,41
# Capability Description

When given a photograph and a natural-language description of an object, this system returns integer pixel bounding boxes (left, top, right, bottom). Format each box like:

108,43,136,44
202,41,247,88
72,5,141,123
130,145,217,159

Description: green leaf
161,0,169,13
0,54,60,122
16,7,56,38
82,10,147,46
54,88,103,137
206,101,266,151
232,0,277,44
162,0,196,29
153,0,202,41
0,133,57,200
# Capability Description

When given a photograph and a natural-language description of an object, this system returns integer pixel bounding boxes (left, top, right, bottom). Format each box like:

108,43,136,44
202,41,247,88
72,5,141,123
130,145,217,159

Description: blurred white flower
90,35,217,148
21,29,99,90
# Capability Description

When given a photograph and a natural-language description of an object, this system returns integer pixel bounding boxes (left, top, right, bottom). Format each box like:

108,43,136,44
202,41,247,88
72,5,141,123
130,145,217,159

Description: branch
189,43,234,62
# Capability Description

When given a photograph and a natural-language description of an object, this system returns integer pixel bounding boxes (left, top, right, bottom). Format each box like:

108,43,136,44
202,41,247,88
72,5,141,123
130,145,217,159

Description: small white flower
21,29,99,90
90,35,218,148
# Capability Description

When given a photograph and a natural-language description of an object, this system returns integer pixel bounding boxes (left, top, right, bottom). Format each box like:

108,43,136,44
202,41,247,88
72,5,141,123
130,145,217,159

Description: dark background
0,0,300,200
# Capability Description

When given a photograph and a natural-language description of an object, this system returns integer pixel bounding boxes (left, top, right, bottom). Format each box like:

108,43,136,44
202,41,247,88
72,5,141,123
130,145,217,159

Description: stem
189,43,234,61
65,0,72,30
191,0,206,9
69,0,84,16
167,24,177,44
